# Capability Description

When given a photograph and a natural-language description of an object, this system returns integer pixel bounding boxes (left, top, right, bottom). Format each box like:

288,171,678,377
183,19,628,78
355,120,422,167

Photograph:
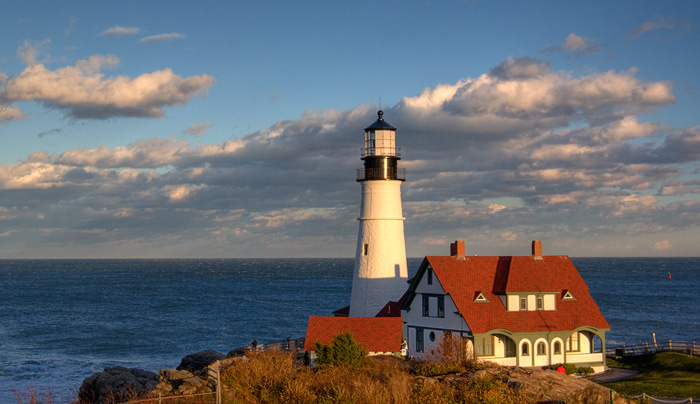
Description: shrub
548,363,579,375
425,333,475,369
577,366,594,376
414,333,477,376
314,332,368,367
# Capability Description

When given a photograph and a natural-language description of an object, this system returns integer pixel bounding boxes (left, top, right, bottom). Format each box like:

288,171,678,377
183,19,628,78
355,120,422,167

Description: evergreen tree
314,332,367,367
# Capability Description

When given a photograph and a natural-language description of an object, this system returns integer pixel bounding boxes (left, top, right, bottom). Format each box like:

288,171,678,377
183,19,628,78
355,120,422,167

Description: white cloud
184,121,212,136
0,54,215,120
629,17,689,39
1,56,698,257
0,105,25,122
540,33,602,56
101,26,141,36
653,239,672,250
140,33,186,43
65,17,78,36
17,39,51,66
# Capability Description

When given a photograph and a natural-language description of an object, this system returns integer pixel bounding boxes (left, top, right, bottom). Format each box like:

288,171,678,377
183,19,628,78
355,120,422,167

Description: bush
577,366,594,376
548,363,577,375
314,332,368,367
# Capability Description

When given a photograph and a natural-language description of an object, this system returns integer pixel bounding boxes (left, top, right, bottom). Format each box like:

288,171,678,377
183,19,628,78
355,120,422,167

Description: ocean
1,257,698,403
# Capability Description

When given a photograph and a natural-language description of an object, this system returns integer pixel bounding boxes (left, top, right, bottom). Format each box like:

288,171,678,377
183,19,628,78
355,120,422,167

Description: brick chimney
532,240,543,259
450,240,465,260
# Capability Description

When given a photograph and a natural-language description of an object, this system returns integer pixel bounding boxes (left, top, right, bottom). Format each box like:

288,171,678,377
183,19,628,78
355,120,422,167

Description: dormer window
474,292,490,303
562,290,575,301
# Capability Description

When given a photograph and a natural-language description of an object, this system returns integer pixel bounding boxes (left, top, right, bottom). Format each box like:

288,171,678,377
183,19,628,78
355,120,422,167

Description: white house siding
579,331,592,353
519,340,533,366
533,338,549,367
551,337,565,364
402,272,471,358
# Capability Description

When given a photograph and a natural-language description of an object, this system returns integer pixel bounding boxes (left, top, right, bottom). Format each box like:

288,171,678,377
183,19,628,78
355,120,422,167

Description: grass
219,349,527,404
603,352,700,399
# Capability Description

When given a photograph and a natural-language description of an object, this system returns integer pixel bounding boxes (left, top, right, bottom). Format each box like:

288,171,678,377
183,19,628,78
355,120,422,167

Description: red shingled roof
423,255,610,335
304,316,403,352
376,289,410,317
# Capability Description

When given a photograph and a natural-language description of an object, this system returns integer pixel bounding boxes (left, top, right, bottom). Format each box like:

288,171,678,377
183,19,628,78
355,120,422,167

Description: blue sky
1,0,699,258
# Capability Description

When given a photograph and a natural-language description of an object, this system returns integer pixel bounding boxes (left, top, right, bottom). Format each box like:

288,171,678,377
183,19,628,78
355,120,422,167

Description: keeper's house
402,240,610,373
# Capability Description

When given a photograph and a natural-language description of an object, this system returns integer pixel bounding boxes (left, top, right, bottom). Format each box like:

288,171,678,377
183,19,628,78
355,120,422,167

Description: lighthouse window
363,244,368,256
365,131,375,153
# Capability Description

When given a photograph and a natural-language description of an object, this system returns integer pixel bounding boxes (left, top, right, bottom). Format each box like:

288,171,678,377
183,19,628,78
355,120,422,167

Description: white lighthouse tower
349,110,409,317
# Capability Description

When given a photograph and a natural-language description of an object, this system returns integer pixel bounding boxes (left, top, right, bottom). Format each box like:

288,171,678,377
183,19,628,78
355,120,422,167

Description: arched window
521,342,529,356
537,341,546,355
553,341,562,355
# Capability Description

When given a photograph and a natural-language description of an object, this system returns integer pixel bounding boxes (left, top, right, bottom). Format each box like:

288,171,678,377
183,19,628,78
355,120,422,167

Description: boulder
460,367,637,404
177,349,226,374
78,366,158,404
153,368,212,396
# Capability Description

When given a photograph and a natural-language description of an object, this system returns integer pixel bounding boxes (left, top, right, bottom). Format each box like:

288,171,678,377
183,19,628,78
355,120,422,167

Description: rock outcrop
78,366,158,404
176,349,225,375
152,368,212,396
431,366,638,404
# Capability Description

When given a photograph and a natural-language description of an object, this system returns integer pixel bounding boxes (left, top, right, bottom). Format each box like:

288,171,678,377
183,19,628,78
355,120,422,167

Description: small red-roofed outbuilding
304,316,404,360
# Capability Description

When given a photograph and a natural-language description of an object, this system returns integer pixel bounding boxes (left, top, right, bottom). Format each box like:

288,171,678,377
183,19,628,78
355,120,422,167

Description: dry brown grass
220,350,411,404
218,348,527,404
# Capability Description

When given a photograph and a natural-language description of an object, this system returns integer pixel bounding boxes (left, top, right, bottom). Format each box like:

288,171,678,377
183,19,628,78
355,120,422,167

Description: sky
0,0,699,258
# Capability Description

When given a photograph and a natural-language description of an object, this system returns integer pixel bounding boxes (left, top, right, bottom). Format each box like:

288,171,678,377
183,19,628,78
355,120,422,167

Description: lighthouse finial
378,110,383,121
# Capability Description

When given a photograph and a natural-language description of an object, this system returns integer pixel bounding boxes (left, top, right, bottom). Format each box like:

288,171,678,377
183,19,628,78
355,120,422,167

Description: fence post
669,340,672,350
216,360,222,404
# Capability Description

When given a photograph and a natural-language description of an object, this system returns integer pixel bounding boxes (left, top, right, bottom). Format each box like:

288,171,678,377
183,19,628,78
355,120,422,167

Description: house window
536,297,543,310
427,268,433,285
520,297,527,311
505,337,516,357
363,244,368,255
537,342,546,355
429,331,436,342
553,341,562,355
567,332,579,352
422,295,445,318
476,335,494,356
521,342,529,356
416,329,424,353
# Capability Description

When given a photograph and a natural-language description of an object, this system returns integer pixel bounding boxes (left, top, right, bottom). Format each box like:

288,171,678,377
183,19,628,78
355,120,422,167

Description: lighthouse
349,110,409,317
